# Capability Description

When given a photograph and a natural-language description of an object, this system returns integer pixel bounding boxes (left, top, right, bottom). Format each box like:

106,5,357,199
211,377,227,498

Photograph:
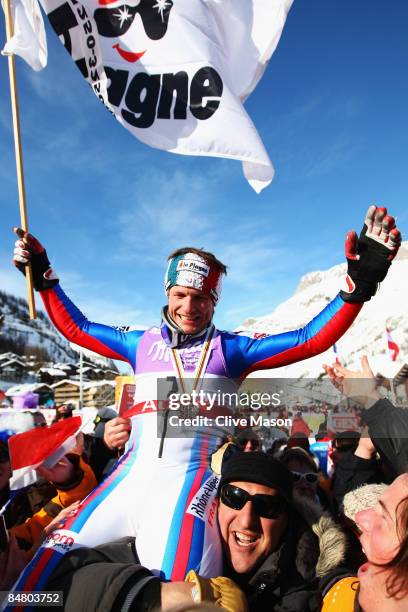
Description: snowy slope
0,290,116,369
238,242,408,379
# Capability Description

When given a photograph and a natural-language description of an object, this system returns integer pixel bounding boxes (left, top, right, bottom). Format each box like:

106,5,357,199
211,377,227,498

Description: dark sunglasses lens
305,474,318,484
291,472,301,482
139,0,174,40
221,485,247,510
94,6,137,38
94,1,174,41
253,495,285,519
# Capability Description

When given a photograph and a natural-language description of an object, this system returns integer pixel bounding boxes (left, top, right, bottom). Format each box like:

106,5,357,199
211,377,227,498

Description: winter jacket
228,497,348,612
10,456,97,549
362,398,408,478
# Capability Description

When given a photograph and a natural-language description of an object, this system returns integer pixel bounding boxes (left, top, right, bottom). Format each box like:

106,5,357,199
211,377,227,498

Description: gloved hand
13,227,59,291
185,570,249,611
340,205,401,303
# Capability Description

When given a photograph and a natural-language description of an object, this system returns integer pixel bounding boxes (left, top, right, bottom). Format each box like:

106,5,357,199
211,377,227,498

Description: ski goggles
291,471,318,484
95,0,173,40
220,484,287,519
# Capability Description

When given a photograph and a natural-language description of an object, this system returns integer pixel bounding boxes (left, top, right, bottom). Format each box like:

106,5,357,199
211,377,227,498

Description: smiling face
94,0,174,63
167,286,214,335
218,480,288,575
355,474,408,611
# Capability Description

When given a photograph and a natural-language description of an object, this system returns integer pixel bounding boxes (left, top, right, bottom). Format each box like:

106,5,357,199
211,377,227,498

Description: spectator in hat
217,451,347,611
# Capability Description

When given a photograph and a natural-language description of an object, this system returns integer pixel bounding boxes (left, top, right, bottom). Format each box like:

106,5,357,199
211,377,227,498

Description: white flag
20,0,294,191
1,0,47,70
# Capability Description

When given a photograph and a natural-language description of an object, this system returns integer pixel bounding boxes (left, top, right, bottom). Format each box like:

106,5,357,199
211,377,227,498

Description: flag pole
3,0,36,319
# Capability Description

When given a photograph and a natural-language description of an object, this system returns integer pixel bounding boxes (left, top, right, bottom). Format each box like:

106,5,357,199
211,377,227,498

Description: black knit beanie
218,451,293,502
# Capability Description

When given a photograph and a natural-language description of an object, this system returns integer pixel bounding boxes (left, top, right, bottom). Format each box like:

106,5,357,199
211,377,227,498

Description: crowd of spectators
0,355,407,610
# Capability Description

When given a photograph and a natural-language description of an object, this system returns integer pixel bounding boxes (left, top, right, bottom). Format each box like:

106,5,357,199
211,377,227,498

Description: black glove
13,227,59,292
340,206,401,303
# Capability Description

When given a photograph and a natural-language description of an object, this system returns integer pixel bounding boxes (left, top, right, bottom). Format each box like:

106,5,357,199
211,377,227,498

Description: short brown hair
167,247,227,275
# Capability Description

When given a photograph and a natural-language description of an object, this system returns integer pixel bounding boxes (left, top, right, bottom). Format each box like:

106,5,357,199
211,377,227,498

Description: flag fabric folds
386,327,400,362
30,0,293,192
8,416,82,490
1,0,47,70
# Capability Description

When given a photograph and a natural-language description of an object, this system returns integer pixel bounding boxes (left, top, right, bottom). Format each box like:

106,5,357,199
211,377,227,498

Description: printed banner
36,0,294,192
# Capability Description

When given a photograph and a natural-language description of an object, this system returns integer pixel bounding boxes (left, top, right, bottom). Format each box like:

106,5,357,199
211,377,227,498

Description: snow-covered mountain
0,290,116,369
238,242,408,379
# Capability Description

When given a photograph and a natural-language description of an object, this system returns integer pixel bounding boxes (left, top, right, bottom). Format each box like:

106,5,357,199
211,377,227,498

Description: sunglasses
94,0,173,41
220,484,287,519
291,471,318,484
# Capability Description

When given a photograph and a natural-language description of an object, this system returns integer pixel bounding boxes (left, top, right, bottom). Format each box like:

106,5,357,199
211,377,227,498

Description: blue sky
1,0,407,334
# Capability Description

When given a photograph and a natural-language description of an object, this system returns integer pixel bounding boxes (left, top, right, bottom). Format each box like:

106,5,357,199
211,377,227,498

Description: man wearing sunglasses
217,451,347,611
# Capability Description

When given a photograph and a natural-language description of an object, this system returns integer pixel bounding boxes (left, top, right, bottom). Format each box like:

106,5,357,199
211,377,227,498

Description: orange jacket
11,456,97,547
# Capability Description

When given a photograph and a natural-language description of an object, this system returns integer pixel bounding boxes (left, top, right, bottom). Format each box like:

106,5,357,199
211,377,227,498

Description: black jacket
332,398,408,509
332,452,384,510
362,398,408,478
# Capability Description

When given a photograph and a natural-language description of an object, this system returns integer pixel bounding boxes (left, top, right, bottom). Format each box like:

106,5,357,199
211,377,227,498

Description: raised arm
13,229,143,370
223,294,361,378
325,356,408,478
223,206,401,379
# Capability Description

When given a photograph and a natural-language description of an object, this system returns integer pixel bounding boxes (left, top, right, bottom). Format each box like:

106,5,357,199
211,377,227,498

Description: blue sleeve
221,293,362,378
40,285,144,371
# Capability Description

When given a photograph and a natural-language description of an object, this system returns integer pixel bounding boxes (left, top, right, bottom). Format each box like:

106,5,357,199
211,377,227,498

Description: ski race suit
12,284,362,597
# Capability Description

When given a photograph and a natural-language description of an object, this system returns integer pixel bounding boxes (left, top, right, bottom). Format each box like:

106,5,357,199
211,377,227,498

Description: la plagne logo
46,0,224,129
177,259,210,277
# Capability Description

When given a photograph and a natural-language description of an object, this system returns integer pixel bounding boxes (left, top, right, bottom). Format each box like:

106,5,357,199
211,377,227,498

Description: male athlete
10,206,401,590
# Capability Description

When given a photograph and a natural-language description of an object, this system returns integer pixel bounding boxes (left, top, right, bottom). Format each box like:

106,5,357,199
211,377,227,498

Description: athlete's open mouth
112,43,145,62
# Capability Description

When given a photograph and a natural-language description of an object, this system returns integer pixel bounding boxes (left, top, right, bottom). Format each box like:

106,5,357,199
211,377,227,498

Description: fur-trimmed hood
244,494,348,597
291,495,348,579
